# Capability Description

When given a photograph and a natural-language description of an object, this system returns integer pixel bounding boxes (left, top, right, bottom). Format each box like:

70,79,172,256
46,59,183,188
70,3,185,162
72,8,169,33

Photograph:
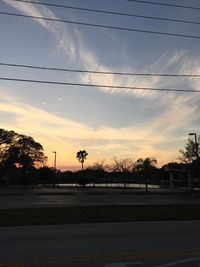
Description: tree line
0,128,199,189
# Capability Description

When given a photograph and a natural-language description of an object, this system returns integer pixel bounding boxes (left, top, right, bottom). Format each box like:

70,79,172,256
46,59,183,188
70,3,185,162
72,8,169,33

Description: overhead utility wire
1,62,200,78
12,0,200,26
1,12,200,40
0,77,200,93
128,0,200,10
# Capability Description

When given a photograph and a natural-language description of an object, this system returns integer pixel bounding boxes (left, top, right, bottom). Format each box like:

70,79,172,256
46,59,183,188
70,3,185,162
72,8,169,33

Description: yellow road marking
1,248,200,266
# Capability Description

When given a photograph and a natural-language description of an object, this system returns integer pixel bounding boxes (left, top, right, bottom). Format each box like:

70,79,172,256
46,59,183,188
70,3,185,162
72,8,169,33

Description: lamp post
53,151,57,170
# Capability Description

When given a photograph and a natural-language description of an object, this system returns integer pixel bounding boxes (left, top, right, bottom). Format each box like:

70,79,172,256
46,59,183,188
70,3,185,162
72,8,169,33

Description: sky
0,0,200,170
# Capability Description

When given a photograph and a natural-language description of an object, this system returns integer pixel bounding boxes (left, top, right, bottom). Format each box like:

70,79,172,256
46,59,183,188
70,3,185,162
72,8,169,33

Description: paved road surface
1,221,200,266
0,187,199,208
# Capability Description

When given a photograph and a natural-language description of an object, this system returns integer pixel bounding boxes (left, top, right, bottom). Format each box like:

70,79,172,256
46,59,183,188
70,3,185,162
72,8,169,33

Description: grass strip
1,204,200,226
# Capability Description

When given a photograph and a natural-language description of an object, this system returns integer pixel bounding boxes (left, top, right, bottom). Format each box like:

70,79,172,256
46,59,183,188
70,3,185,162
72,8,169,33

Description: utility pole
53,151,57,170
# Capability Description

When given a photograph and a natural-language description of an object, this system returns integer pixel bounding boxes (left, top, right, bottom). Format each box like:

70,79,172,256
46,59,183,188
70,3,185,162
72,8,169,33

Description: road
0,187,198,208
1,221,200,266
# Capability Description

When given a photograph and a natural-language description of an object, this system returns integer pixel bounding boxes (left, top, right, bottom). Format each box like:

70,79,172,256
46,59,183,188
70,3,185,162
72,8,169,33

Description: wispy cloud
3,0,77,60
3,0,200,99
1,88,199,167
2,0,200,168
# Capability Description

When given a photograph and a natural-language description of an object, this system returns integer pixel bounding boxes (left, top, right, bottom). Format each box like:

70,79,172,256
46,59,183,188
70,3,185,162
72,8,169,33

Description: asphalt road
1,221,200,266
0,187,199,208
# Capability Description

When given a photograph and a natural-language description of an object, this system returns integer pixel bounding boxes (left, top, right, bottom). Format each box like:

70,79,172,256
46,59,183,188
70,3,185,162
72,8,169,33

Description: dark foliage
0,128,46,184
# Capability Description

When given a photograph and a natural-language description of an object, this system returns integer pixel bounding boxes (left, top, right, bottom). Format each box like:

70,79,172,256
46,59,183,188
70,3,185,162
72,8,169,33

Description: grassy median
1,204,200,226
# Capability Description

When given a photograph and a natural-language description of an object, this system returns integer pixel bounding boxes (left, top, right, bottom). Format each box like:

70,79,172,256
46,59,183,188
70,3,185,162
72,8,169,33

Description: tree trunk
81,162,83,171
145,176,148,193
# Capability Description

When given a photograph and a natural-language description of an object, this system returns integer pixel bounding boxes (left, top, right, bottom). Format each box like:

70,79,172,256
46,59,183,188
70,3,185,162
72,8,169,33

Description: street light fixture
53,151,57,170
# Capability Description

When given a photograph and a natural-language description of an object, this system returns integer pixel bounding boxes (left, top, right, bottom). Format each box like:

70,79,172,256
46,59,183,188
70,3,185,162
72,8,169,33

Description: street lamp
189,133,199,160
53,151,57,170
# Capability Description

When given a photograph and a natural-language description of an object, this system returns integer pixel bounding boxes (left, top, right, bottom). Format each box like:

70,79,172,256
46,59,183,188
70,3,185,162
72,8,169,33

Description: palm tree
76,150,88,171
136,157,157,192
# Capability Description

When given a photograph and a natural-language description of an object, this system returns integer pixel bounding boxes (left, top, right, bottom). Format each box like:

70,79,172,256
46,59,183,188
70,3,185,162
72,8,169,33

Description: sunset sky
1,0,200,170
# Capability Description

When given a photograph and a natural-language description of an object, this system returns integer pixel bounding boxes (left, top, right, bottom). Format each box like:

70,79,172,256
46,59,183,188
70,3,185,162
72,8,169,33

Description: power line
128,0,200,10
12,0,200,26
1,62,200,78
1,11,200,40
0,77,200,93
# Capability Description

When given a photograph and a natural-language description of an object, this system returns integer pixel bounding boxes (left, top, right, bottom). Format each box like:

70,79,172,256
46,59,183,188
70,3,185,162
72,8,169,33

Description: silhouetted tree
76,150,88,171
110,157,135,187
135,157,157,192
38,167,55,184
76,150,88,187
91,160,107,172
179,136,200,163
111,157,135,173
86,160,108,183
0,128,46,183
178,136,200,181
